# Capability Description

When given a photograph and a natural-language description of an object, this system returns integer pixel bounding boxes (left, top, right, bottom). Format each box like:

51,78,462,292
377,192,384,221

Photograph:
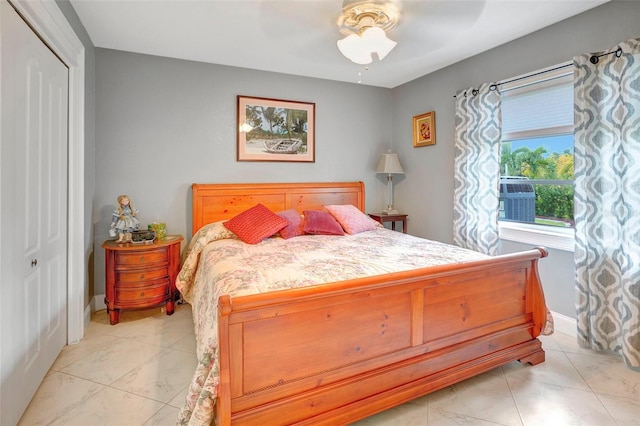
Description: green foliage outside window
533,185,574,224
501,141,574,226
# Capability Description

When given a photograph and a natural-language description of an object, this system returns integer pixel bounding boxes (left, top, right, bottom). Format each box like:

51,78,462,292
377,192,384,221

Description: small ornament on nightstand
148,222,167,239
109,194,140,243
130,229,156,244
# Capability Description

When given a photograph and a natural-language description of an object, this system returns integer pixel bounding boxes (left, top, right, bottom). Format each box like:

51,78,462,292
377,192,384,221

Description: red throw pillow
224,204,288,244
302,210,345,236
276,209,304,239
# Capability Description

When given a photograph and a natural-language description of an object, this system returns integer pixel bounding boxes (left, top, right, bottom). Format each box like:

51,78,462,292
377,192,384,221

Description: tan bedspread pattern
175,222,550,425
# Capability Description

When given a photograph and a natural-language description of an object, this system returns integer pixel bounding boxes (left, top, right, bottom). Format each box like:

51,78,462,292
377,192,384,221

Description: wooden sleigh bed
179,181,550,425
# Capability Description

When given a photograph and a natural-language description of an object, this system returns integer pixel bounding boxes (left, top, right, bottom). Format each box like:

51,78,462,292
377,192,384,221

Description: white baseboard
92,294,106,313
83,303,91,331
73,295,106,344
551,310,577,337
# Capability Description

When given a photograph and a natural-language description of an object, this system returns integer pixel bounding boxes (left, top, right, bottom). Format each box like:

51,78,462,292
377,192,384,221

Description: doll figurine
110,195,140,243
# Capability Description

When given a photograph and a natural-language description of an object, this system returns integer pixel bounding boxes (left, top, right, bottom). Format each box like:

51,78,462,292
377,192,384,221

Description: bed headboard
191,181,365,235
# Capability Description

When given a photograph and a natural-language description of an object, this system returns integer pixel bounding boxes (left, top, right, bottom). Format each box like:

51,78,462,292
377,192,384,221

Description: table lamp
376,151,404,214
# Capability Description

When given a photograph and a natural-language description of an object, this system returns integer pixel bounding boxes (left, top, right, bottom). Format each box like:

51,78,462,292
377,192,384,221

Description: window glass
499,67,574,228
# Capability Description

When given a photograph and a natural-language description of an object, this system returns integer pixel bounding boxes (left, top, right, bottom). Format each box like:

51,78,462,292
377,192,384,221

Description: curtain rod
490,62,572,89
454,46,623,98
589,46,622,64
499,45,623,83
453,63,571,98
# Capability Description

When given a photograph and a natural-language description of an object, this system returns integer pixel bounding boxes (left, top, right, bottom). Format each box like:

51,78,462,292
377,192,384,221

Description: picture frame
413,111,436,147
237,95,315,162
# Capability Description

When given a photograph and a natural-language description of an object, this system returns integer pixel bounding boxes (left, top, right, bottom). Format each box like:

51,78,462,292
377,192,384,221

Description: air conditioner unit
499,177,535,223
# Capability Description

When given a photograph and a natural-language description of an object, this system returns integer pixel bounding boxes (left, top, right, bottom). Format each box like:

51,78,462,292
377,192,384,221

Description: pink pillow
276,209,304,239
223,204,288,244
325,204,378,235
302,210,345,236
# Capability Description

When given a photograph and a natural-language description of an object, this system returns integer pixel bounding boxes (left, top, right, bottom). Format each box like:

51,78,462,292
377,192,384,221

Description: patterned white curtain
574,38,640,367
453,83,501,255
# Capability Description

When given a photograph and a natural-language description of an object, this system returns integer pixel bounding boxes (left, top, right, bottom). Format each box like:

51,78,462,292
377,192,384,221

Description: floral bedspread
176,222,552,425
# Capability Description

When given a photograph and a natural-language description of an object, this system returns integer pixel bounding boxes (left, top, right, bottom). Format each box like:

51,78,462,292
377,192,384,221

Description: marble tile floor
19,304,639,426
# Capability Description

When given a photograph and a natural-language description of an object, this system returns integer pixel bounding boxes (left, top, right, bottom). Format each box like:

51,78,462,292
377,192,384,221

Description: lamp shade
376,152,404,174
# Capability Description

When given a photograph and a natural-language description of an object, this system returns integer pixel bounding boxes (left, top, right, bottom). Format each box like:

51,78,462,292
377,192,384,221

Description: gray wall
94,49,393,295
55,0,96,307
91,0,639,318
390,0,640,319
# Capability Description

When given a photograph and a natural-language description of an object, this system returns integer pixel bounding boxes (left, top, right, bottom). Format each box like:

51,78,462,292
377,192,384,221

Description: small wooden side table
368,213,408,234
102,235,183,325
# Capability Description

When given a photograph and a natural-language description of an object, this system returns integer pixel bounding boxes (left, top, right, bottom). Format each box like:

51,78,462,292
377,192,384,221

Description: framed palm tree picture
237,96,316,162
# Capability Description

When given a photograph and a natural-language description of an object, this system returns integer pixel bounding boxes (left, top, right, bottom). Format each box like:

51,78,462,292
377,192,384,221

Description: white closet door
0,1,69,424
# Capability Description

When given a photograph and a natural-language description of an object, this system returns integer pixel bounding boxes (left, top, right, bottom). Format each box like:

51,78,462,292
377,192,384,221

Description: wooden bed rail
215,247,549,425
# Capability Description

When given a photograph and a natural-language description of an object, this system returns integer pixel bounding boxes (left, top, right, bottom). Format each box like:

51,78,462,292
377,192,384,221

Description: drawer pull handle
139,256,145,263
140,292,145,297
140,274,145,280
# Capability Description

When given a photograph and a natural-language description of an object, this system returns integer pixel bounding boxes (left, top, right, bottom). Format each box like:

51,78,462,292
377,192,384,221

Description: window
499,64,575,250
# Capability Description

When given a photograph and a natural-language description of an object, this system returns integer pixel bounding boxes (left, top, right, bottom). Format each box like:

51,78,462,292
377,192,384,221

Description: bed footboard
215,247,548,425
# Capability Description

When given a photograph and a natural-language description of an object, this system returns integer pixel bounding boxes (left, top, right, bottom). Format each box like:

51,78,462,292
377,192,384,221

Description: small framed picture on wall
413,111,435,147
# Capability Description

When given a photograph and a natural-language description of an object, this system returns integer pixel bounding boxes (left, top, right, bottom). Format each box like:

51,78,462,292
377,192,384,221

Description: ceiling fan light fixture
337,34,369,65
336,1,399,65
337,27,397,65
361,26,397,60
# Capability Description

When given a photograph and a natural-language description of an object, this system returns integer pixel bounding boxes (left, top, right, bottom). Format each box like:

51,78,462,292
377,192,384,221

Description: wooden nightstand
102,235,183,325
368,213,408,234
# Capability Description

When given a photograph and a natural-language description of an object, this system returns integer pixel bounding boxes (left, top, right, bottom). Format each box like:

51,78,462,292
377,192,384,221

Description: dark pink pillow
224,204,288,244
276,209,304,239
302,210,345,236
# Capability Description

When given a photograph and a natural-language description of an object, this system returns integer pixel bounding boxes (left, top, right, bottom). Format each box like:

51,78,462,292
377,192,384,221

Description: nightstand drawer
116,249,168,267
115,280,168,302
117,267,168,284
102,235,183,324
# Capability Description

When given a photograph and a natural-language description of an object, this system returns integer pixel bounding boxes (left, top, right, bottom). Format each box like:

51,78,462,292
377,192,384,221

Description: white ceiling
69,0,609,88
